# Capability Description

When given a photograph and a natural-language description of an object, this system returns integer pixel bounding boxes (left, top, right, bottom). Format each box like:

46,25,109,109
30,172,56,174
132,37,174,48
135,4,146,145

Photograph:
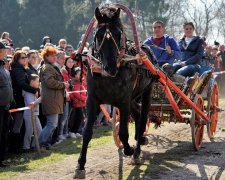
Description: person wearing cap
0,41,13,167
40,36,52,49
5,44,13,56
3,55,12,76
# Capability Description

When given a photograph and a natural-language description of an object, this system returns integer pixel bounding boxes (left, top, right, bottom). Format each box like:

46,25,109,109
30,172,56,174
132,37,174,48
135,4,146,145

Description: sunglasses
20,56,27,59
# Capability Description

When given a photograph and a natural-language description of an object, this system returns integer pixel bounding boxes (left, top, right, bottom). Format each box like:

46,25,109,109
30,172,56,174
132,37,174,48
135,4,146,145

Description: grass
0,126,113,180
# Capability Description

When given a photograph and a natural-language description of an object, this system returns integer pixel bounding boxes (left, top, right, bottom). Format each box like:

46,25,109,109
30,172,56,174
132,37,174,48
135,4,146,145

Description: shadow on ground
120,134,225,180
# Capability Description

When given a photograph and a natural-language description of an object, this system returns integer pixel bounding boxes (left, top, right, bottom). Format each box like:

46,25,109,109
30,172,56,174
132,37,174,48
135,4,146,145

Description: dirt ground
12,101,225,180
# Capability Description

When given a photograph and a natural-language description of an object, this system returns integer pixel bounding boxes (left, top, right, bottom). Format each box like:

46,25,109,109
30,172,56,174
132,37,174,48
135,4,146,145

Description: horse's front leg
133,86,152,162
119,102,134,156
74,97,99,179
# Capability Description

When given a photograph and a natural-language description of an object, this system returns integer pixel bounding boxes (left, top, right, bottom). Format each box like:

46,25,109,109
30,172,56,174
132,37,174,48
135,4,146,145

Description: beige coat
40,62,65,115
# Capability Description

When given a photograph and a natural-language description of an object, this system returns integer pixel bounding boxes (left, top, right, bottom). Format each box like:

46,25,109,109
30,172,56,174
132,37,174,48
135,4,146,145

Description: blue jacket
178,36,204,65
144,35,181,65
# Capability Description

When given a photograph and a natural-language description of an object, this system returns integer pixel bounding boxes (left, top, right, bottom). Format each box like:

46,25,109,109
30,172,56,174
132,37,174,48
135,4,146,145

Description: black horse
75,5,157,178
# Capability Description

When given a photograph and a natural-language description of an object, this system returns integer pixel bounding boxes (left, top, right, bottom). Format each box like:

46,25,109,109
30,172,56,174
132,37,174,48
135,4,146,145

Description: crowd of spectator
0,32,110,167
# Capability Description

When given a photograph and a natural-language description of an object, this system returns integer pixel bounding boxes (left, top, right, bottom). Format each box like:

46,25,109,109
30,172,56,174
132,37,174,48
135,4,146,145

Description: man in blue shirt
144,20,181,67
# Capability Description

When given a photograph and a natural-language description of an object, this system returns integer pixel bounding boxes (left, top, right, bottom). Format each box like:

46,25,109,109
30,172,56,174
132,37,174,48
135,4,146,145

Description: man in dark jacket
0,42,13,167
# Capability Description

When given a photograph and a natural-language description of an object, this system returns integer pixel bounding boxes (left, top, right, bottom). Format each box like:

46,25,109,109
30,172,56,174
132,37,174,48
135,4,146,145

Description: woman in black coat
173,22,204,77
10,51,38,152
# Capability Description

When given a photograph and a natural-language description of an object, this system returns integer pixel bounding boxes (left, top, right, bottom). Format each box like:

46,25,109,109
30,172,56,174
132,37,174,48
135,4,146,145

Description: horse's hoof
74,169,86,179
124,147,134,156
128,157,141,165
140,137,149,145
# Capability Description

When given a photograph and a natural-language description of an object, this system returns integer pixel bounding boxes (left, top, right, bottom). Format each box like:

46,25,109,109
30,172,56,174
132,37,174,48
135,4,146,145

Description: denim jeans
173,63,200,77
39,114,58,147
23,115,42,150
58,102,69,136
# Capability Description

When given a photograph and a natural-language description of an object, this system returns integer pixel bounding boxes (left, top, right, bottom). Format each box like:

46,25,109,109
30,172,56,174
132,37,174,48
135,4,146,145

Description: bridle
83,22,139,77
93,23,126,63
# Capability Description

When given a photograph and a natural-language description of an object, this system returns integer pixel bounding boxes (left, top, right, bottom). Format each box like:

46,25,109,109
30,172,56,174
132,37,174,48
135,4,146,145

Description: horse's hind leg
118,103,134,156
74,98,99,179
131,100,141,141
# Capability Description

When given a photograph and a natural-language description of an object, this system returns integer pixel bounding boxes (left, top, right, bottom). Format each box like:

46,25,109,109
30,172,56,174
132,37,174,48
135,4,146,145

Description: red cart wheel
191,95,204,151
112,108,123,149
112,108,150,149
207,82,219,140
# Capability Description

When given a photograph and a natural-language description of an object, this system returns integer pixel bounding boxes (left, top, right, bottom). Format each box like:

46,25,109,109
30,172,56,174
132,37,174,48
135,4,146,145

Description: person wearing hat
0,42,13,167
40,36,52,49
3,55,12,76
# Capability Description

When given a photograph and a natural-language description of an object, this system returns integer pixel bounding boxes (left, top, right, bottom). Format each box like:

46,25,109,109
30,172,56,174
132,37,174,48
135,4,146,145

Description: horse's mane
97,5,123,31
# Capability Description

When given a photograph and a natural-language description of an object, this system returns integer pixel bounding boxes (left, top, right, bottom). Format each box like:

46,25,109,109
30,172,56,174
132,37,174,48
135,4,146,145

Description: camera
68,79,74,90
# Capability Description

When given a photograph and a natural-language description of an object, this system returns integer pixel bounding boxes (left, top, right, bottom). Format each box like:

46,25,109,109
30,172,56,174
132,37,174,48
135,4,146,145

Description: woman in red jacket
68,67,87,138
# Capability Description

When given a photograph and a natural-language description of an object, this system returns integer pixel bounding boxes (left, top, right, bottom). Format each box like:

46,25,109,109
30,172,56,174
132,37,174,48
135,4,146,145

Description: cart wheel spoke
207,82,219,139
112,108,123,149
191,95,204,151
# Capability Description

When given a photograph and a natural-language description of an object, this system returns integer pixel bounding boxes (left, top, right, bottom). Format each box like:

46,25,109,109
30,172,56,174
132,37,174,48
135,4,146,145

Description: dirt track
13,101,225,180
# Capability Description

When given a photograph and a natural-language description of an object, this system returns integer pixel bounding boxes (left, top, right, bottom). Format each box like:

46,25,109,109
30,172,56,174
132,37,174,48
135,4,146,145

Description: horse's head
94,6,124,77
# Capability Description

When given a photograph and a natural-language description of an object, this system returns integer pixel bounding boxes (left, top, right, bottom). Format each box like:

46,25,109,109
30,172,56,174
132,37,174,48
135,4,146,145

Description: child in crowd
68,67,86,138
22,74,42,152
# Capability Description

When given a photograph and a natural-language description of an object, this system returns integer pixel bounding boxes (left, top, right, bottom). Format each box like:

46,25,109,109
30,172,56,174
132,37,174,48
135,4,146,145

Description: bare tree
165,0,224,44
180,0,223,37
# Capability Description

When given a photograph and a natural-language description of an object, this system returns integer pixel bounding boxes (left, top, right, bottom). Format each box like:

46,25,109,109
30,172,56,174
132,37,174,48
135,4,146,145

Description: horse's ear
95,7,102,22
114,8,120,18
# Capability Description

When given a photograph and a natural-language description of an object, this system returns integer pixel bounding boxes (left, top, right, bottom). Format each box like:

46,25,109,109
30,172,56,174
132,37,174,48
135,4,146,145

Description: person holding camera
39,47,69,151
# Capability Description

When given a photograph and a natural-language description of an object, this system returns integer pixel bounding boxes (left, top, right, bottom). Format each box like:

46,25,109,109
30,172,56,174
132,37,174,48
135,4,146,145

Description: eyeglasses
20,56,27,59
153,26,162,29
